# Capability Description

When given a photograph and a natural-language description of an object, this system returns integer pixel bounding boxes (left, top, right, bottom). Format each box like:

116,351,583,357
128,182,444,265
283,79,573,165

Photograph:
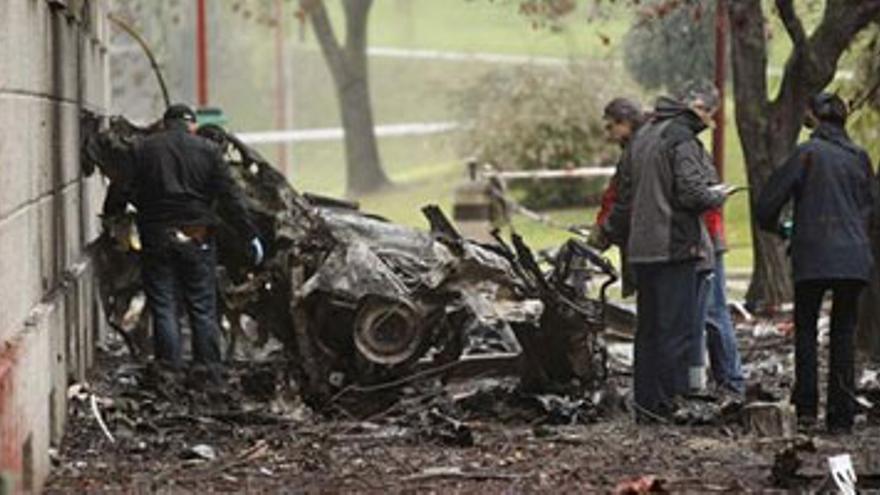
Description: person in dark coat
756,92,875,433
606,80,736,420
597,98,743,397
588,97,647,297
105,104,263,377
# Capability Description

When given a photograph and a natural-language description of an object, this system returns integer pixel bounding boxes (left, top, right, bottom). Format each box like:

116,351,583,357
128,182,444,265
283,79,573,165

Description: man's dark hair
809,92,848,125
163,104,197,124
603,97,644,126
675,79,720,110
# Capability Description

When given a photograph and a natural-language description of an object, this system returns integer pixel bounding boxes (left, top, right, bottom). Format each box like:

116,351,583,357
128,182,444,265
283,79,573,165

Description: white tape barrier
484,167,616,180
236,121,460,144
367,46,568,67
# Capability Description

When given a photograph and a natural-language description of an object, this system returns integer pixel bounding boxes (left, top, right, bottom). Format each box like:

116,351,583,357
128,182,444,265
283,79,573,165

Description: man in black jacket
606,81,735,419
756,93,875,433
106,104,263,374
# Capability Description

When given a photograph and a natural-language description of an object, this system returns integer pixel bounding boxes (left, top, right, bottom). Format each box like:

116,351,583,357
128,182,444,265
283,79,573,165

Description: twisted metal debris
81,112,618,412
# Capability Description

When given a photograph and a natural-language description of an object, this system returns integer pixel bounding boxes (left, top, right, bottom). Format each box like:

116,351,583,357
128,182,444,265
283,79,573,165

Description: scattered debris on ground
44,115,880,492
44,336,880,492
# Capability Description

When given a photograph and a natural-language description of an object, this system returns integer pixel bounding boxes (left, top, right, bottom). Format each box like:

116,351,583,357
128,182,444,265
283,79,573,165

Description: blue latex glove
778,219,794,240
250,237,264,266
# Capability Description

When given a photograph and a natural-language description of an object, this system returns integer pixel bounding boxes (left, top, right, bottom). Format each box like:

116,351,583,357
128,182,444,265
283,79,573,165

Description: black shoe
187,363,225,388
826,421,853,435
797,414,818,434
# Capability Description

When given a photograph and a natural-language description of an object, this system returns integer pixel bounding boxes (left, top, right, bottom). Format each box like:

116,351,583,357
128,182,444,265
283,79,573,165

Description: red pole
196,0,208,106
275,0,288,171
712,0,727,181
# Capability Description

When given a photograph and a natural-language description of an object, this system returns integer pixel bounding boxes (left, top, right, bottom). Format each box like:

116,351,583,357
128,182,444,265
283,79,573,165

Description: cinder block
82,174,107,243
47,295,67,445
64,285,82,382
0,0,87,103
75,273,88,377
0,95,37,221
15,305,54,491
32,98,56,205
0,339,23,478
82,269,96,368
0,0,48,98
37,195,61,295
62,182,83,267
34,101,81,199
60,102,81,189
0,207,42,344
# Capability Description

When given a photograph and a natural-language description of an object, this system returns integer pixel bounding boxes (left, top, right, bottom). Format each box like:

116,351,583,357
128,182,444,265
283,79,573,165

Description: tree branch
774,0,807,49
771,0,880,155
302,0,346,84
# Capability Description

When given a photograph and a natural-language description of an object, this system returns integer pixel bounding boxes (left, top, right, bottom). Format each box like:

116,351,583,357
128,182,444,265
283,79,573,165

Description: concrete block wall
0,0,109,492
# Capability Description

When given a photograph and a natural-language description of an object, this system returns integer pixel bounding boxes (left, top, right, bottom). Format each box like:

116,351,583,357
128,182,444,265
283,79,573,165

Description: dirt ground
45,322,880,494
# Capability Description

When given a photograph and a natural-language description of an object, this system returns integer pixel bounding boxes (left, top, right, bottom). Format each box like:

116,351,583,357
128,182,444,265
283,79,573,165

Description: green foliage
848,25,880,163
622,0,716,92
454,64,620,209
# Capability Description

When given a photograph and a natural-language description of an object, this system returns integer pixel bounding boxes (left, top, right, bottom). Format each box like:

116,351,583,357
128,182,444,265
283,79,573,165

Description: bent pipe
107,13,171,109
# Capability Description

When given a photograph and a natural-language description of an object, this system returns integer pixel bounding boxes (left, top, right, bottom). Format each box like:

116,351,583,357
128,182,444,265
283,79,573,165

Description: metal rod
107,14,171,108
196,0,208,106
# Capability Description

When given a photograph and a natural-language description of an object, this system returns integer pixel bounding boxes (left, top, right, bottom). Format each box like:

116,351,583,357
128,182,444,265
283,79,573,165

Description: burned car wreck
81,113,618,413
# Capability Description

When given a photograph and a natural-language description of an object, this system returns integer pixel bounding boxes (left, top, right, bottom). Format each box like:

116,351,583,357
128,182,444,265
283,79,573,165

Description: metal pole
275,0,288,171
196,0,208,106
712,0,727,181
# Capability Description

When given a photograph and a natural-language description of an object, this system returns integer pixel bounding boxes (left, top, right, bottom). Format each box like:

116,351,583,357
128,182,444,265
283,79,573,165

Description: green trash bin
196,106,228,128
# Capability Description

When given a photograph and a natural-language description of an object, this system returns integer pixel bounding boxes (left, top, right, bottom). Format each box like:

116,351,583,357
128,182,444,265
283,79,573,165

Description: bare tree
299,0,389,196
726,0,880,308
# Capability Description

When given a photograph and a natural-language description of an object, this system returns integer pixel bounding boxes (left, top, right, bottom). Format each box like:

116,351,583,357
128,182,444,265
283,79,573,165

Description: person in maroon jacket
588,97,647,297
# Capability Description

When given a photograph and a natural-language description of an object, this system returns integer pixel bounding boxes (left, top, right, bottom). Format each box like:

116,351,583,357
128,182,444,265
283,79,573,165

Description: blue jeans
703,253,745,393
633,261,699,417
141,229,221,367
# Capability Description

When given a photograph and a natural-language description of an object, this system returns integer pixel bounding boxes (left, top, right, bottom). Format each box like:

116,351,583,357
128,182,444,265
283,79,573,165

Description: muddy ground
46,321,880,494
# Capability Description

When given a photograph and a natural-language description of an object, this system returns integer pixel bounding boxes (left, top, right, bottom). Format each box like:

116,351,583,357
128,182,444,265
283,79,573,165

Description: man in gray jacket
606,81,735,420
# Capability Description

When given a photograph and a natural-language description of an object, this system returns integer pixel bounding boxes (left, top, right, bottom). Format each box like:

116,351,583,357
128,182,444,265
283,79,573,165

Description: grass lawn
327,0,632,58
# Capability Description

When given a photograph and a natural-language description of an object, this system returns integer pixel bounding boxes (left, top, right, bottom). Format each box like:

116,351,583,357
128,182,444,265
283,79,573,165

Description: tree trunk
304,0,389,196
727,0,793,309
858,174,880,362
727,0,880,310
338,72,388,195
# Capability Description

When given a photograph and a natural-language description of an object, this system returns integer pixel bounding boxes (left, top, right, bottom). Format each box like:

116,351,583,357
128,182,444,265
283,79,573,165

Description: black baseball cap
809,92,847,125
163,104,197,123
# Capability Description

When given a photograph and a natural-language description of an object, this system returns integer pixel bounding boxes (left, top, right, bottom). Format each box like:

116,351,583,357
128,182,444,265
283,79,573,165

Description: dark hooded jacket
606,97,726,265
104,122,257,241
755,122,875,282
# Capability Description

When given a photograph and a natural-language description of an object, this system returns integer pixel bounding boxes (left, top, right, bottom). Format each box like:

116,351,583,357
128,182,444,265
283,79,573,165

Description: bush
454,64,620,209
848,26,880,162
